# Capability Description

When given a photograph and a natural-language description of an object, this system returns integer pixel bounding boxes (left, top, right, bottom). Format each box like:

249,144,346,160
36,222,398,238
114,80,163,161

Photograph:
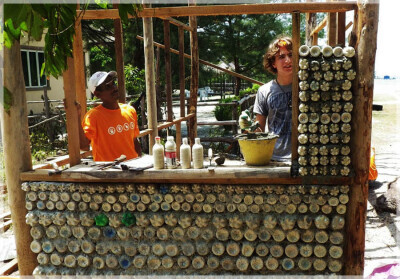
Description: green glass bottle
94,213,109,227
121,212,136,227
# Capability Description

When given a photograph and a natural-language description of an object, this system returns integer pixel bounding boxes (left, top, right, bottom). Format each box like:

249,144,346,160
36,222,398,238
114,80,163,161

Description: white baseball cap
88,71,117,93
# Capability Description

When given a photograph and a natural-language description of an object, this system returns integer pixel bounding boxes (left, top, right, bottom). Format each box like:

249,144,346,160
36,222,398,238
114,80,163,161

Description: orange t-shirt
82,103,140,161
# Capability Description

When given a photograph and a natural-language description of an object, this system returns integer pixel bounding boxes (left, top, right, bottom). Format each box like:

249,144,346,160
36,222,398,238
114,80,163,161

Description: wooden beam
143,13,158,154
136,36,263,85
159,16,193,31
291,12,300,165
179,26,186,118
0,258,18,275
33,151,92,170
345,0,379,275
164,20,173,122
113,4,127,103
2,40,37,275
80,3,357,20
0,219,12,233
310,17,327,38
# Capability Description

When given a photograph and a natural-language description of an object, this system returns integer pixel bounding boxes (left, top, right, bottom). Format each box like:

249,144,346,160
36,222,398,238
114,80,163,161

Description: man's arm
134,138,141,157
256,113,267,132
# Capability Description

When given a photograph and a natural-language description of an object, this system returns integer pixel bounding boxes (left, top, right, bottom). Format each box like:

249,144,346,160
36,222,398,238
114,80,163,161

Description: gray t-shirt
253,80,292,161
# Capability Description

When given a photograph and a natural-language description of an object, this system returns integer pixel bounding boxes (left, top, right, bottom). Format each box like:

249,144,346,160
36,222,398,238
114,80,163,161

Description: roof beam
80,3,356,20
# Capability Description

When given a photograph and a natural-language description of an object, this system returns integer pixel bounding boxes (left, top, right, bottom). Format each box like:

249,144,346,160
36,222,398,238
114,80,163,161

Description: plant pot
237,133,278,166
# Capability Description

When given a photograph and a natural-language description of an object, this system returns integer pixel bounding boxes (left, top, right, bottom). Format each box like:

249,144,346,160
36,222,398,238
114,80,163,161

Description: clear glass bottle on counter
165,136,177,169
192,137,204,169
153,136,165,169
180,138,191,169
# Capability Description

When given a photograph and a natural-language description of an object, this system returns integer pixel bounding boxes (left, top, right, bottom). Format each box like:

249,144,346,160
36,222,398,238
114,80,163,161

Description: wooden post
337,12,346,45
345,0,379,275
143,13,158,153
291,12,300,165
188,14,199,145
113,4,127,104
327,12,337,46
306,13,317,45
155,47,163,121
1,41,37,275
164,20,173,122
63,57,82,166
73,13,89,150
179,26,186,118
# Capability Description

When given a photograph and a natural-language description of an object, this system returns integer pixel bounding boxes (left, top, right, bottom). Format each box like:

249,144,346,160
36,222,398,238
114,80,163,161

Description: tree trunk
345,0,379,275
1,41,37,275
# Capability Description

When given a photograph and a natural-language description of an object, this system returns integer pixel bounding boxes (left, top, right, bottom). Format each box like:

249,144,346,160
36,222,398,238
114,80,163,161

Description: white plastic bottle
192,137,204,169
180,138,191,169
165,136,177,169
153,136,165,169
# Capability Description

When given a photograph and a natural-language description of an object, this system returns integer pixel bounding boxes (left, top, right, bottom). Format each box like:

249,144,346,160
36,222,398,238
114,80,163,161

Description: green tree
197,14,288,95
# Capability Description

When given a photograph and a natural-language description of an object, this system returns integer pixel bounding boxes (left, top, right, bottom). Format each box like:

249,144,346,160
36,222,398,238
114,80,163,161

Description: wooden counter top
21,159,352,185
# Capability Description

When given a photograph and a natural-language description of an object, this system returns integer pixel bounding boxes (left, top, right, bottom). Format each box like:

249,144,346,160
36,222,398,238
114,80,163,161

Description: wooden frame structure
1,0,379,276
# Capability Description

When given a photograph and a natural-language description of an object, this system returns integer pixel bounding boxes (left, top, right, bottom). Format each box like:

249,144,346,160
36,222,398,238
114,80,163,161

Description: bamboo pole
291,12,300,166
344,0,379,275
164,20,173,122
188,14,199,145
179,26,186,118
113,4,127,103
1,41,37,275
143,12,158,153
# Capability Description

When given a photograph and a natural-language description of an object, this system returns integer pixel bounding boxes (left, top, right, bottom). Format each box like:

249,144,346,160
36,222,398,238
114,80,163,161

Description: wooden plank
188,15,199,145
163,20,173,122
179,26,186,118
137,113,195,138
337,12,346,45
20,166,353,185
80,3,357,20
0,212,11,221
136,36,263,85
345,0,379,275
0,258,18,275
33,150,92,170
113,4,126,103
143,13,158,154
291,12,300,165
3,40,37,275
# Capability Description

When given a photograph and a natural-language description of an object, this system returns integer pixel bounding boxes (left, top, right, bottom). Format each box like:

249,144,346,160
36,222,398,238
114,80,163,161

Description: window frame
20,47,49,90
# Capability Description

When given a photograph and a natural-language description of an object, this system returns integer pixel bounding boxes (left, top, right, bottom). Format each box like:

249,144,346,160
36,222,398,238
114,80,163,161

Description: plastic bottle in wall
192,137,204,169
153,136,165,169
180,138,191,169
165,136,177,169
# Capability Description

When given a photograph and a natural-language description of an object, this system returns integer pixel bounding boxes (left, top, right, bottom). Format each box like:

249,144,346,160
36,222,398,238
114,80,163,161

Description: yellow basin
238,137,278,166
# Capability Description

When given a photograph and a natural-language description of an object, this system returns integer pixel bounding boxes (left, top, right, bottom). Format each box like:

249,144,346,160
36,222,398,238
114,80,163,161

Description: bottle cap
167,136,174,141
195,138,201,144
183,138,188,144
155,136,160,140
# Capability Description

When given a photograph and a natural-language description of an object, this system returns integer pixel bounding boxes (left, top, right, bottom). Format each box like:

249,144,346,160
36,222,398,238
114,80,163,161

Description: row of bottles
153,136,204,169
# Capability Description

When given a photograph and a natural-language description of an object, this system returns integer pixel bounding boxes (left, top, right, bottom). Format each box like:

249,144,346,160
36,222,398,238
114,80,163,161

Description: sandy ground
0,80,399,276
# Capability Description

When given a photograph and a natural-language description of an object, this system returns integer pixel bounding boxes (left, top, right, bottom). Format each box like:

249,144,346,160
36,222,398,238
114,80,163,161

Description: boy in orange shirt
81,71,141,161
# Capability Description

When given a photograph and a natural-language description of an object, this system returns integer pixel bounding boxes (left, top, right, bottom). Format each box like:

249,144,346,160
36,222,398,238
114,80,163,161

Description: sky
374,0,400,78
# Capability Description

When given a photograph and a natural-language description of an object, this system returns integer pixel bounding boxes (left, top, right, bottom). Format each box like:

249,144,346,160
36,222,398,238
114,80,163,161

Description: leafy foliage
3,4,141,79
